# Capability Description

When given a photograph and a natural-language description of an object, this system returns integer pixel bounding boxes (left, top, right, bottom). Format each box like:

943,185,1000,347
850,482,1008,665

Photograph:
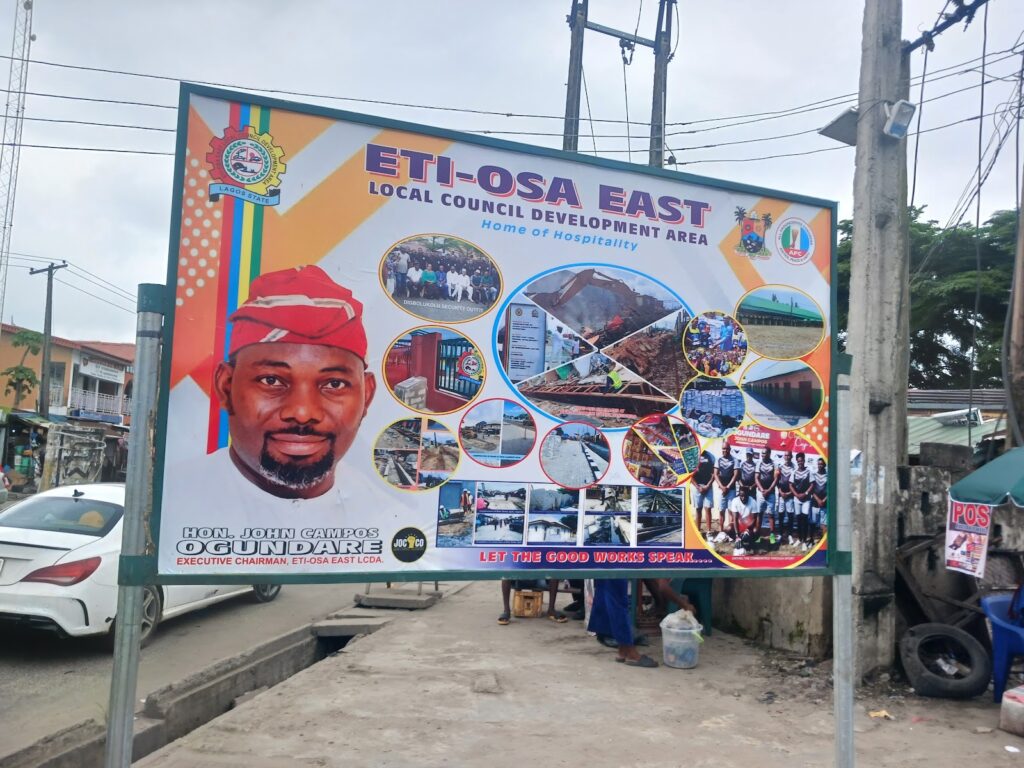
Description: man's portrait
211,264,376,500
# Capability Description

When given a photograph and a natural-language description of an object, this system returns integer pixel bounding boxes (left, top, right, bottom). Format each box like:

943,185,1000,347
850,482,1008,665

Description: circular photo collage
383,326,486,416
380,234,502,323
683,311,747,378
494,265,692,429
373,417,460,492
621,413,700,488
459,398,537,468
538,421,610,489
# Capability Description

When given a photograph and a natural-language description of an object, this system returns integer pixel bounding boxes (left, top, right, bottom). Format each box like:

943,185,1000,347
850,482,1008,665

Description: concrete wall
713,576,833,658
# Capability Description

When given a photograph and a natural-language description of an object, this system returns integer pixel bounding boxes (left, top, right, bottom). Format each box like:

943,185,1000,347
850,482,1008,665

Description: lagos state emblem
206,126,286,206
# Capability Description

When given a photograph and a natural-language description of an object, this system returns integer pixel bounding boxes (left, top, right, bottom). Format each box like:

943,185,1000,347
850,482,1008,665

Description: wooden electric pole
29,261,67,418
847,0,911,677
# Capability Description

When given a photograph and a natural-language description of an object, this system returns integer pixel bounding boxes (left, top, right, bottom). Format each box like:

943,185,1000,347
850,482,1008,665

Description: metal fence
435,337,480,399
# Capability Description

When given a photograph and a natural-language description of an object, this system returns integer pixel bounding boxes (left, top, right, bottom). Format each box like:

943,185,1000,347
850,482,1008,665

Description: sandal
547,612,568,623
622,654,659,668
497,611,511,625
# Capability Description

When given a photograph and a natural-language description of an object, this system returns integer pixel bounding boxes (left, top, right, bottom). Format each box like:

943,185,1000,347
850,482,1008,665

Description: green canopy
949,447,1024,508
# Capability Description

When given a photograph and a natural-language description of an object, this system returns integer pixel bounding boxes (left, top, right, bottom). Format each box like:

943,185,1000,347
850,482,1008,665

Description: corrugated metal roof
907,388,1005,411
907,415,1004,455
738,295,822,322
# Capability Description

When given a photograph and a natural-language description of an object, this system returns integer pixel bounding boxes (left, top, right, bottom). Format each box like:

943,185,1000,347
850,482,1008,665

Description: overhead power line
0,42,1019,131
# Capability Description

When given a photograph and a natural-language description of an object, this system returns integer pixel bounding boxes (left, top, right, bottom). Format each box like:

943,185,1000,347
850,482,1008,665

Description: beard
257,427,337,491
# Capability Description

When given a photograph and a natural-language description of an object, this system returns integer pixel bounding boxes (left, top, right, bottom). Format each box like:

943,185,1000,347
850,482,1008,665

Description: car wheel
251,584,282,603
102,585,163,652
899,622,991,699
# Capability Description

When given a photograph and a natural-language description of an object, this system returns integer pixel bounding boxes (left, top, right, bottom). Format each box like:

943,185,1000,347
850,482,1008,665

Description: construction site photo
436,480,475,547
539,421,610,488
735,285,825,360
372,417,459,491
582,485,633,546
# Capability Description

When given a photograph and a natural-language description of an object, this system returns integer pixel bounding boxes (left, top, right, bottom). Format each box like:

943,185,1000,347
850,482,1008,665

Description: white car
0,483,281,647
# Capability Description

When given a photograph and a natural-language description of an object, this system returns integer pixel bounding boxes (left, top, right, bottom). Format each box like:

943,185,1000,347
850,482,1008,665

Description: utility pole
562,0,588,152
561,0,675,166
30,261,67,418
1009,172,1024,446
846,0,910,678
647,0,674,168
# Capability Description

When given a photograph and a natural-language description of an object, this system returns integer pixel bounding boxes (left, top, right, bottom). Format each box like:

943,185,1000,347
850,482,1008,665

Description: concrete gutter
0,619,388,768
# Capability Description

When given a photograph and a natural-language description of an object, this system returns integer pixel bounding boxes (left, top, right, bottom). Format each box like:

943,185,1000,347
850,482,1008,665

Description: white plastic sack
659,608,702,631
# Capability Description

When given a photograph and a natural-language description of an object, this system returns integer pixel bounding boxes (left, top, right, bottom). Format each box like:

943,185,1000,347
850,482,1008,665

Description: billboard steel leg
834,366,854,768
104,284,165,768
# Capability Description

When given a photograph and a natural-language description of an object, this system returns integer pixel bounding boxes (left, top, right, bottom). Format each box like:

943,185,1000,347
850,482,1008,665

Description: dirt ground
745,324,824,359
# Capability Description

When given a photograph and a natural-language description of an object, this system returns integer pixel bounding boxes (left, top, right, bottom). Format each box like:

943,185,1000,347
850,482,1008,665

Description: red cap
227,265,367,362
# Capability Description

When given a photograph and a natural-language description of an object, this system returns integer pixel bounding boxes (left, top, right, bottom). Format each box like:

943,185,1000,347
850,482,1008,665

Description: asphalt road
0,583,362,757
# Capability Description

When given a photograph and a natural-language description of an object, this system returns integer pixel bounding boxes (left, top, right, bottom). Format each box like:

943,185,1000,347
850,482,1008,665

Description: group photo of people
683,311,748,378
689,437,828,558
381,234,502,322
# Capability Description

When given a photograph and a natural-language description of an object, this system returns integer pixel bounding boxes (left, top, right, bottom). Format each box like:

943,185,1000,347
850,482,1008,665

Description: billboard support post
833,359,855,768
562,0,588,153
104,283,165,768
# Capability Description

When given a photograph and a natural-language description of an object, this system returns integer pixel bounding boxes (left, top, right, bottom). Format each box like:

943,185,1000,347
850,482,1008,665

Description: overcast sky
1,0,1021,343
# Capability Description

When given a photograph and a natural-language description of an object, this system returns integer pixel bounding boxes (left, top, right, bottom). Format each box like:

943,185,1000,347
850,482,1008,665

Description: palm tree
762,213,773,233
734,206,747,224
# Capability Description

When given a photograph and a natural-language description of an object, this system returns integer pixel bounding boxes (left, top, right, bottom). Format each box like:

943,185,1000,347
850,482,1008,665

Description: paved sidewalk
139,582,1023,768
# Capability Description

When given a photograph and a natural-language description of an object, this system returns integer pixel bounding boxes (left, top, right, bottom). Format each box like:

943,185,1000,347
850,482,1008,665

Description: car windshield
0,494,122,537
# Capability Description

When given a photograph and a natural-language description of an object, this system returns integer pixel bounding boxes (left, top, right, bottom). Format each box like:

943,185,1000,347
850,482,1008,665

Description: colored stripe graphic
207,102,272,451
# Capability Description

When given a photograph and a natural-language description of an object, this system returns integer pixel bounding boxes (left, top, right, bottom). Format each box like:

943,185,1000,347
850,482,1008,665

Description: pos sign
945,498,993,578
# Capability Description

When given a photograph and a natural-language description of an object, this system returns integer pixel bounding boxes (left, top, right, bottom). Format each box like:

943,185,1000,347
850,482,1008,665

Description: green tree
836,207,1014,388
1,329,43,409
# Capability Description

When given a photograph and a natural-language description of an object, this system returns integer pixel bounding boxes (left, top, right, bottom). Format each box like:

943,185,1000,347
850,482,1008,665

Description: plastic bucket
661,624,703,669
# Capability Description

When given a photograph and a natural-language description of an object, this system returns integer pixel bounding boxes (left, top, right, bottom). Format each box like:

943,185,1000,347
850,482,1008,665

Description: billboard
153,84,836,582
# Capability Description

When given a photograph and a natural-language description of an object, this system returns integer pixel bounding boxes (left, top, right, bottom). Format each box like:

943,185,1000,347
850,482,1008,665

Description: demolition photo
496,301,594,384
522,265,682,348
683,311,748,378
460,399,537,468
602,309,692,400
381,234,501,323
436,480,475,547
735,285,825,360
384,326,485,414
740,359,824,431
516,352,675,429
474,511,525,544
538,422,610,488
681,376,746,439
621,413,700,488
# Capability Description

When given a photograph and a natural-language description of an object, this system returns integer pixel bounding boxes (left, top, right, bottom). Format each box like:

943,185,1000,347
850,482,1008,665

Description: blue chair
981,594,1024,702
670,578,713,636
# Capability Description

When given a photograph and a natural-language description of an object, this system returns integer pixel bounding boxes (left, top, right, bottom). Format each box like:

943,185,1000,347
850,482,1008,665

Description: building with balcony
0,323,134,425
